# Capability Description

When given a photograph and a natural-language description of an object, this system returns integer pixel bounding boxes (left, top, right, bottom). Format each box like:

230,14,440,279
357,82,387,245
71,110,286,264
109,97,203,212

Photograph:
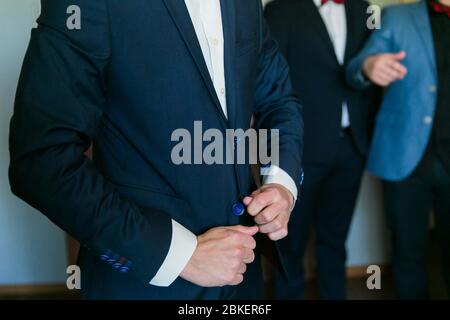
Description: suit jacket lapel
409,1,437,75
303,0,340,65
344,1,357,63
162,0,228,122
220,0,237,128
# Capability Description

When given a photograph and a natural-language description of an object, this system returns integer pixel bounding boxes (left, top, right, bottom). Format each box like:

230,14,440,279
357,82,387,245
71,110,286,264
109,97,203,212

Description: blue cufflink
232,202,245,216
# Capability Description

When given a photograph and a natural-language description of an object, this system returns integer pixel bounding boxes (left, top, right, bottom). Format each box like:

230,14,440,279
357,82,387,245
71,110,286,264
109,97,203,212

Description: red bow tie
429,0,450,18
321,0,345,5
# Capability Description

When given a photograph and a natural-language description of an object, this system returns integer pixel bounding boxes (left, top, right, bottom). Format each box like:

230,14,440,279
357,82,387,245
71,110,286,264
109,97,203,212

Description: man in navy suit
265,0,380,299
9,0,303,299
347,0,450,299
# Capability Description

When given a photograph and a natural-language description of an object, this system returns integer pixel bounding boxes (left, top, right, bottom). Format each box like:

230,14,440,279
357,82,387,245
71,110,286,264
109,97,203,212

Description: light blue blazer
347,0,438,181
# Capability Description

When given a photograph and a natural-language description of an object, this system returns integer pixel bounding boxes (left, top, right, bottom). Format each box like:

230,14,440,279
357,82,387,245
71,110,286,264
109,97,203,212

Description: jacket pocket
112,181,194,228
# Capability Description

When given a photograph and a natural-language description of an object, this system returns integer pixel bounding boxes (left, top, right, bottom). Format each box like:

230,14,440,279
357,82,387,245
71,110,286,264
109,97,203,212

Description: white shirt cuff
261,165,298,202
149,220,197,287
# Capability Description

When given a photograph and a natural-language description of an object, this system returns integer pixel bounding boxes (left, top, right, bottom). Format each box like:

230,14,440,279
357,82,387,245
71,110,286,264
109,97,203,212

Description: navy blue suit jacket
9,0,303,299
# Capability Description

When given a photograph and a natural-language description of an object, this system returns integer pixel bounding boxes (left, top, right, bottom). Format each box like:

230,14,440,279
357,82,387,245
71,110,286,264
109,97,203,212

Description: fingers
253,203,281,225
229,274,244,286
363,52,408,87
390,61,407,77
238,233,257,250
246,189,276,217
243,196,253,206
241,248,255,264
267,228,289,241
380,64,402,80
222,227,257,249
224,225,258,236
371,68,398,87
376,59,406,85
237,263,247,274
382,60,407,80
258,217,286,234
390,50,406,61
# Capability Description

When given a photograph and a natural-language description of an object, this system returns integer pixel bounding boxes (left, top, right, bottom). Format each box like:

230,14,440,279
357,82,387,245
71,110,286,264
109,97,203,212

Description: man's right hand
180,225,258,287
362,51,408,87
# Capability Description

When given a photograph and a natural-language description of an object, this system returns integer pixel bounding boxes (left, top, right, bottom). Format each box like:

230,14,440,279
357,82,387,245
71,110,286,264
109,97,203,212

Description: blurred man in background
347,0,450,299
265,0,380,299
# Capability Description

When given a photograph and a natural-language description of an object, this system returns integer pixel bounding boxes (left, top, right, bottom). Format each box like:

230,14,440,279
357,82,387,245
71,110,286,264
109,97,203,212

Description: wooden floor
1,233,447,300
304,230,448,300
1,276,447,300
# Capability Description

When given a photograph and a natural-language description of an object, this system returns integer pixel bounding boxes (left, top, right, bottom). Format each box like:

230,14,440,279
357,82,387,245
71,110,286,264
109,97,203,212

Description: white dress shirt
313,0,350,128
150,0,298,287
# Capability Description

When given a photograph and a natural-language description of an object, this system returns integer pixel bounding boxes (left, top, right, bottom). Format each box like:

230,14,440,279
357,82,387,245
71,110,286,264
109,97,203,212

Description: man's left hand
243,184,294,241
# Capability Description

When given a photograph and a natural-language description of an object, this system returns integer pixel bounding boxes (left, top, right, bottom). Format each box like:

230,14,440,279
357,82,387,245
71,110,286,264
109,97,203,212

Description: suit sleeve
9,0,174,285
346,6,397,89
253,1,304,188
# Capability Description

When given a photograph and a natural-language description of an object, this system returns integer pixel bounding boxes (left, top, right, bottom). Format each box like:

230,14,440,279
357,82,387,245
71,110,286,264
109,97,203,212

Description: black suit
265,0,380,299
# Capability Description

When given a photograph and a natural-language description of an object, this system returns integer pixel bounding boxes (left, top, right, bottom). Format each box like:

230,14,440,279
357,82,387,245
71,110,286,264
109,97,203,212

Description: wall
0,0,68,286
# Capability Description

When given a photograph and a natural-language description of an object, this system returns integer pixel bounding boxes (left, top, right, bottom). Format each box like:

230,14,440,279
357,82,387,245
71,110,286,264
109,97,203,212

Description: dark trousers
383,148,450,299
274,130,365,299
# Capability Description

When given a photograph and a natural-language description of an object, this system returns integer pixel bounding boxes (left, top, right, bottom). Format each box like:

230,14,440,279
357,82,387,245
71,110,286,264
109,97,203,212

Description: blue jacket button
112,262,122,270
100,254,110,261
107,254,119,265
232,202,245,216
119,266,130,273
100,250,112,261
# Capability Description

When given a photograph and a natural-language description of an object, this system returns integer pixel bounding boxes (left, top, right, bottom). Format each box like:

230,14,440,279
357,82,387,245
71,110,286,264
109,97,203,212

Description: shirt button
220,88,225,95
424,116,433,125
429,85,437,93
232,202,245,216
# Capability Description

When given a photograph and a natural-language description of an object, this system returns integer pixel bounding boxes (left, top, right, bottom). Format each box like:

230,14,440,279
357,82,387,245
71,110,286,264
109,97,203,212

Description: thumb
391,50,406,61
224,225,259,236
243,188,264,205
243,196,253,206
